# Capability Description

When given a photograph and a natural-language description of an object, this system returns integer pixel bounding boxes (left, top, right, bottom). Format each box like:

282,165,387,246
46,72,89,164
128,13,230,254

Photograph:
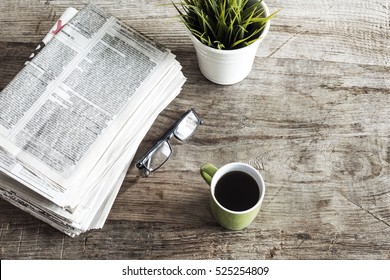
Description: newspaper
28,7,79,60
0,4,186,236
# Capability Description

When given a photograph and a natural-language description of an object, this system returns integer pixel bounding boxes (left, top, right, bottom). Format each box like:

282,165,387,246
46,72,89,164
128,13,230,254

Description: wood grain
0,0,389,259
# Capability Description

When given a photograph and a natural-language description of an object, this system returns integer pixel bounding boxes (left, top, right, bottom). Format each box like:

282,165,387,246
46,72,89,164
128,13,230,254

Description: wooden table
0,0,389,260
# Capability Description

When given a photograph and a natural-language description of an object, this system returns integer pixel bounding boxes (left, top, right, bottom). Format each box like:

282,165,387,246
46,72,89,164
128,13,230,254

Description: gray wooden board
0,0,389,259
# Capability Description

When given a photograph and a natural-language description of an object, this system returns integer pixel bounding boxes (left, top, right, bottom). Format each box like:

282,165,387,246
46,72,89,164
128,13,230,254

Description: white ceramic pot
188,0,270,85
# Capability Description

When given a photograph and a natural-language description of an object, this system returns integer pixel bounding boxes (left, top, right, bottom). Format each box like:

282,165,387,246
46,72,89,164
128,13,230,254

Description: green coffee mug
200,162,265,230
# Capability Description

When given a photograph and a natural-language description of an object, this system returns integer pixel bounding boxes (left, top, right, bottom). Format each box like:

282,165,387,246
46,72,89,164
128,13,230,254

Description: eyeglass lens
174,111,200,141
144,140,172,172
138,109,201,175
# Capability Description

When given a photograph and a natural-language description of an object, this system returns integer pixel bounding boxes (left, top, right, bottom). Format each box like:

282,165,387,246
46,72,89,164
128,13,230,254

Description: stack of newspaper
0,4,186,236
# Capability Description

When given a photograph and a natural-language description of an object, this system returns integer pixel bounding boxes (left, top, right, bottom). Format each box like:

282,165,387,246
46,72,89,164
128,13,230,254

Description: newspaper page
0,4,180,207
0,56,185,236
0,7,80,201
0,4,186,236
0,79,183,236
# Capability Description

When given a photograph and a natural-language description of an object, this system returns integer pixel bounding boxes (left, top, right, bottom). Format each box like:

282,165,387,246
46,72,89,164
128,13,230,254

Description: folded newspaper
0,4,186,236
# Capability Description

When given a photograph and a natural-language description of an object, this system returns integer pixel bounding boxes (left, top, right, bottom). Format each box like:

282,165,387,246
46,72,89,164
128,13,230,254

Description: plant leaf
173,0,281,50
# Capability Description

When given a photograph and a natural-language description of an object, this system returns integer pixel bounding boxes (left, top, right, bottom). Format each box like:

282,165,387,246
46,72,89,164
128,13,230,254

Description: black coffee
214,171,260,211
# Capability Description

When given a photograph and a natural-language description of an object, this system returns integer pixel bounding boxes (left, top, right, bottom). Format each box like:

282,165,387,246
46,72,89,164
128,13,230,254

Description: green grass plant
172,0,278,50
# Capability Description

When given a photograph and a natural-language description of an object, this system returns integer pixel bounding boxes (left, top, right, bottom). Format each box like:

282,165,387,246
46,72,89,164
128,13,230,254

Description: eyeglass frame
135,108,203,176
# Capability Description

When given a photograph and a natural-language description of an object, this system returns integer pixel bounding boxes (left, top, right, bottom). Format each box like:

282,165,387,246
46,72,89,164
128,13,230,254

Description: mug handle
200,163,218,186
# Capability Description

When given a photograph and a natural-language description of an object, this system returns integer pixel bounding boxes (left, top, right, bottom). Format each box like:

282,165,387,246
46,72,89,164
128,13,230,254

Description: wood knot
296,233,312,240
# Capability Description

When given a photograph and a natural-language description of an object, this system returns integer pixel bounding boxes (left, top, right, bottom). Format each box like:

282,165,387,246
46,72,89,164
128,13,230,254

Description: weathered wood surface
0,0,389,259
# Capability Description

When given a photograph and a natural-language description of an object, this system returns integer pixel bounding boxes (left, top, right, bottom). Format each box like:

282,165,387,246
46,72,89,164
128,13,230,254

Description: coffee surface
215,171,260,211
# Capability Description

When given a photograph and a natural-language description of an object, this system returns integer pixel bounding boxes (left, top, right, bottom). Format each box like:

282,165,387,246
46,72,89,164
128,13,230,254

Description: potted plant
172,0,278,85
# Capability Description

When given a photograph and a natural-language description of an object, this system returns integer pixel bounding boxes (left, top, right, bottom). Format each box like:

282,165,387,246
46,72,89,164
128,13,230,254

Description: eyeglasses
136,109,203,176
